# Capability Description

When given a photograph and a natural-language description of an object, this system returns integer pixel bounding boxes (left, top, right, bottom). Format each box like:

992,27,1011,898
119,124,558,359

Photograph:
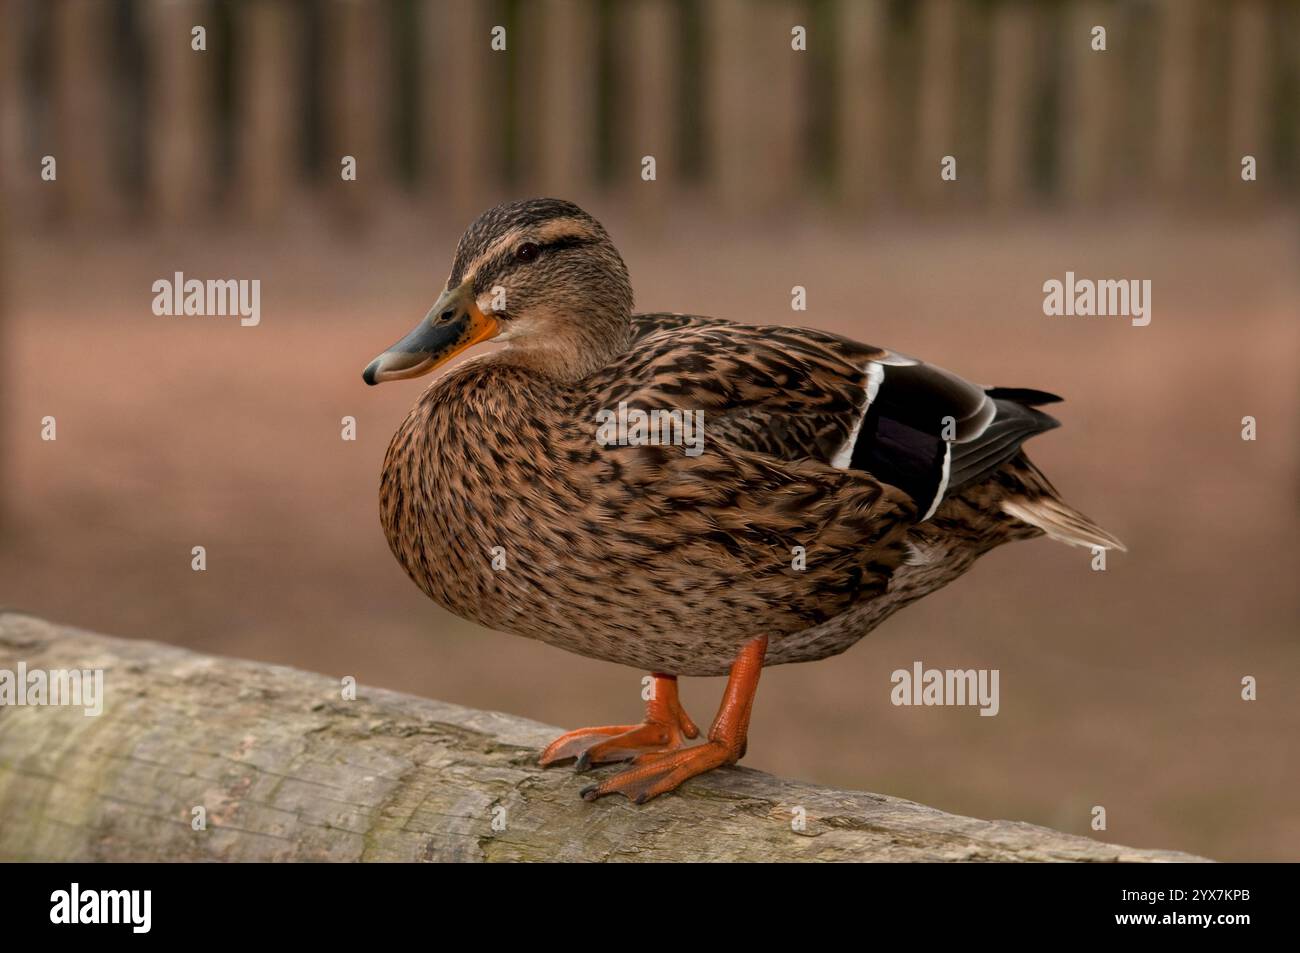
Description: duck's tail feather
1002,497,1127,551
999,456,1127,552
983,386,1063,407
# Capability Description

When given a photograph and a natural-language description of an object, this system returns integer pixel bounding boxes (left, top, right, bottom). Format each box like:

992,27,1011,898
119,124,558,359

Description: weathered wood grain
0,612,1209,863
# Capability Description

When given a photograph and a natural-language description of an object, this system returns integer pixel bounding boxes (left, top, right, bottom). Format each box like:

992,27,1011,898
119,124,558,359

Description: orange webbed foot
538,674,699,770
578,635,768,805
538,724,641,767
579,739,738,804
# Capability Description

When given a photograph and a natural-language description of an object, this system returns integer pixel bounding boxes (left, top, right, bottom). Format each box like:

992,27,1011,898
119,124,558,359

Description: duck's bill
363,286,499,385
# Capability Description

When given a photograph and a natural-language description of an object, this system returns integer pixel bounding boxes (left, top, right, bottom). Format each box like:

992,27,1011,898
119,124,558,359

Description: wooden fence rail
0,612,1213,862
0,0,1295,226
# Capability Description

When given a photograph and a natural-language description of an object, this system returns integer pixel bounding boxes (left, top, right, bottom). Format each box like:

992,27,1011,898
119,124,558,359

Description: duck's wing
631,311,736,340
597,319,1063,522
604,320,894,419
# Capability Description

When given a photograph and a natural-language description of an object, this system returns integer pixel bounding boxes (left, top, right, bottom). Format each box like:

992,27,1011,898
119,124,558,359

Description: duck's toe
538,726,636,768
579,740,738,804
539,716,697,771
538,672,700,771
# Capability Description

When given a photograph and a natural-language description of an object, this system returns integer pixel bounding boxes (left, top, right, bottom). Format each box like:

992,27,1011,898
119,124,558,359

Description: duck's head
364,198,633,385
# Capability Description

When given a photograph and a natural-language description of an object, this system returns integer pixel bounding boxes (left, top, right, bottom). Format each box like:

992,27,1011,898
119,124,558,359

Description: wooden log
0,612,1211,863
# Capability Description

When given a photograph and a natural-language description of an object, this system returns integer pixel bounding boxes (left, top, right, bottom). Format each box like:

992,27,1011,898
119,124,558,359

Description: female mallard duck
365,198,1123,804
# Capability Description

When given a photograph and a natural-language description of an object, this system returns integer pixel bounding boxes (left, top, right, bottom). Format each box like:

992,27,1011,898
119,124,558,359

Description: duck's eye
514,242,540,263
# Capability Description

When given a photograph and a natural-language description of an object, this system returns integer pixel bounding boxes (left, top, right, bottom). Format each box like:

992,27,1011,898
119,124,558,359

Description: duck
364,197,1124,804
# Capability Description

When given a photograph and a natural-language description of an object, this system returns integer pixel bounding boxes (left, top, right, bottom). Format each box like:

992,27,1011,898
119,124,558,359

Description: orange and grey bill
363,282,499,385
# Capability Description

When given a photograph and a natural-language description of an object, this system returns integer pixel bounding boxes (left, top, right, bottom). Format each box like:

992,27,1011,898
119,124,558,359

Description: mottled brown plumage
366,198,1123,801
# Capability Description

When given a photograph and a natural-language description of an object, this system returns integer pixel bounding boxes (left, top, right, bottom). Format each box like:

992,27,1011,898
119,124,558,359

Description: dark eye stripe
475,235,597,291
538,235,597,254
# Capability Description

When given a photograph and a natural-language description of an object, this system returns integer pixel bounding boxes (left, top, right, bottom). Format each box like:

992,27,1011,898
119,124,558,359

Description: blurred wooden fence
1,0,1296,227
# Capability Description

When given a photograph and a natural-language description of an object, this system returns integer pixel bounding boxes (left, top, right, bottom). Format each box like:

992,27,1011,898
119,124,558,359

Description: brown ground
3,205,1297,860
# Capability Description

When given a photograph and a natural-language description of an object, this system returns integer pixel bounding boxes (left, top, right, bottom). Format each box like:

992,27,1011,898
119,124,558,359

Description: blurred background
1,0,1297,861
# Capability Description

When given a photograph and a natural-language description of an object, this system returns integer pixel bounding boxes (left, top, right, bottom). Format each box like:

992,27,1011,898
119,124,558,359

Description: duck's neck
493,314,633,383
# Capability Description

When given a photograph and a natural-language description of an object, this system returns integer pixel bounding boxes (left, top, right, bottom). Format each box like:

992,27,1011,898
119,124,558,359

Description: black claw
634,793,649,805
575,752,592,773
579,784,599,801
